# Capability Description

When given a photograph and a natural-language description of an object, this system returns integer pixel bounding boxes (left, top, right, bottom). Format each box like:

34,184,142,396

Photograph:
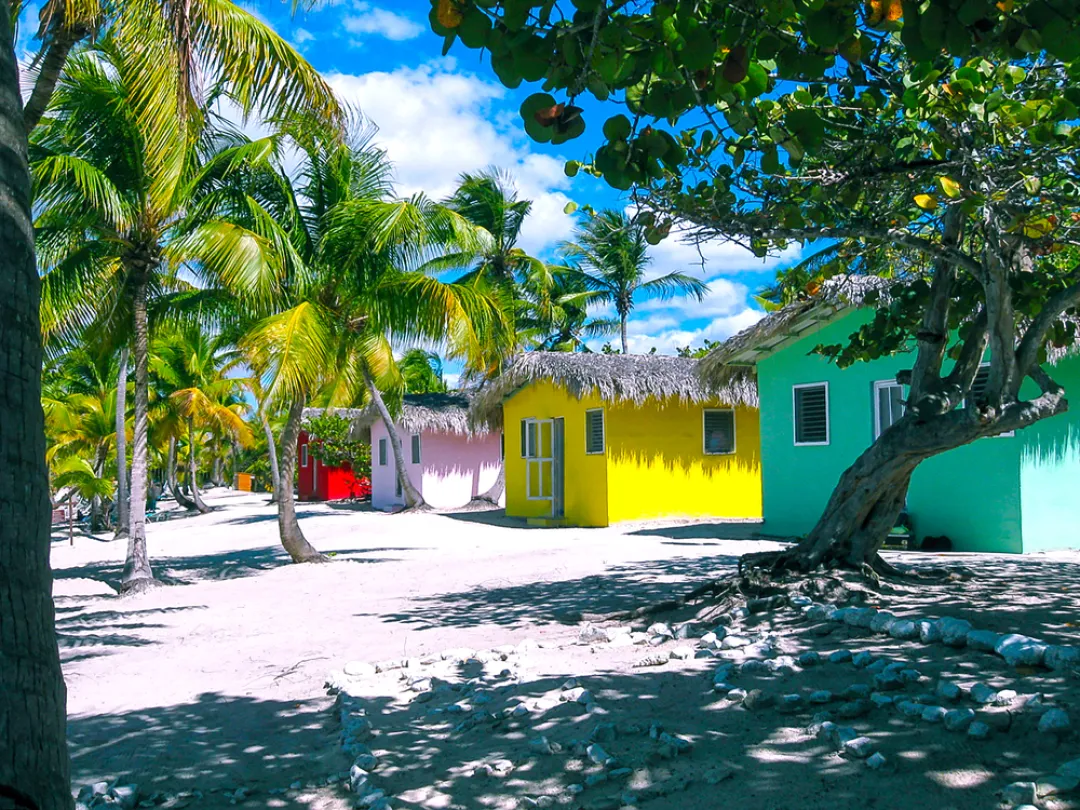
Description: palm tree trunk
0,6,73,803
212,451,224,487
90,446,106,532
277,398,326,562
114,347,130,539
120,273,158,593
22,21,90,134
470,463,505,507
620,316,629,355
262,412,281,503
362,366,426,510
167,436,197,510
187,418,211,514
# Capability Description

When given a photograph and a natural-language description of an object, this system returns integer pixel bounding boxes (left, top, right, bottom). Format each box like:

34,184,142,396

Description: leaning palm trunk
187,419,211,514
262,412,281,504
276,398,327,563
114,346,130,538
167,436,197,510
469,464,505,507
0,6,73,803
120,274,157,593
362,367,426,510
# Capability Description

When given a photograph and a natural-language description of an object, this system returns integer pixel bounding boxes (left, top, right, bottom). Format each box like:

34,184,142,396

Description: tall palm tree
19,0,340,135
34,41,295,592
518,268,619,352
560,210,710,354
152,327,253,513
400,349,449,393
243,126,512,540
0,2,70,805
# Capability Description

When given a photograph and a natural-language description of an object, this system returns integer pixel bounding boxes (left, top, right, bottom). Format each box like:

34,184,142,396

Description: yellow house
474,352,762,527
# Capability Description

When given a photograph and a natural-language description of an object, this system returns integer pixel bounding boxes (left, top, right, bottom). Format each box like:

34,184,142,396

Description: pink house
363,394,503,512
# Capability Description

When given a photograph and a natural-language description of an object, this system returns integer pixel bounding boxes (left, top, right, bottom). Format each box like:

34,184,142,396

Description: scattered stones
843,608,878,629
967,721,991,740
899,668,922,684
739,660,769,675
587,743,616,767
842,736,878,759
852,651,875,669
829,649,853,664
777,694,804,714
647,623,674,640
1038,708,1071,735
657,732,693,759
674,622,704,640
1045,645,1080,672
996,634,1048,667
944,708,976,732
742,689,774,711
722,635,752,649
1036,773,1080,797
1000,782,1038,806
874,670,905,691
798,651,822,667
870,693,894,709
918,620,942,644
970,683,999,705
634,651,671,668
965,629,1002,652
936,681,962,702
869,612,897,634
790,594,813,608
809,690,833,704
888,620,919,640
699,632,721,649
936,617,973,647
921,706,948,724
725,687,748,703
866,752,887,770
835,700,873,720
897,701,923,718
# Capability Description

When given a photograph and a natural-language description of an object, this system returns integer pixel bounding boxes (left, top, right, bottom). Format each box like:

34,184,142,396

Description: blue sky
20,0,800,381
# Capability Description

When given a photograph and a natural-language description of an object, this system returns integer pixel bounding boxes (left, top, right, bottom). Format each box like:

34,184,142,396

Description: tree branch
1014,264,1080,384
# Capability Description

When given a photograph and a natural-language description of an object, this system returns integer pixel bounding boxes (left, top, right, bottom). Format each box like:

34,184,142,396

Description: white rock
869,612,897,633
995,634,1048,667
866,752,887,770
944,708,975,732
918,620,942,644
970,683,999,705
722,635,752,649
586,743,616,767
967,721,991,740
1045,645,1080,671
670,646,694,660
578,624,609,644
843,607,878,629
1038,708,1071,734
921,706,948,723
936,681,962,701
1036,773,1080,797
842,736,878,759
888,620,919,640
647,623,674,639
1001,782,1037,806
936,617,973,647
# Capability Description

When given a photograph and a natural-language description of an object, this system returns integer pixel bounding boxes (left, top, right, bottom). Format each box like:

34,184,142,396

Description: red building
296,430,371,502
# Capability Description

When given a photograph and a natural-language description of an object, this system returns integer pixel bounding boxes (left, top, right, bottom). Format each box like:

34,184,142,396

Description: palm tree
560,210,710,354
243,126,512,540
34,42,295,592
518,268,619,352
400,349,449,393
152,327,253,513
0,2,70,804
20,0,340,135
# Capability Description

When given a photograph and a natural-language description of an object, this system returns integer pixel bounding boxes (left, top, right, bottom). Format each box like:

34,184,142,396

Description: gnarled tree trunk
114,347,130,539
0,5,73,803
120,274,157,593
262,412,281,504
167,436,197,510
276,398,327,563
362,367,426,510
187,419,211,514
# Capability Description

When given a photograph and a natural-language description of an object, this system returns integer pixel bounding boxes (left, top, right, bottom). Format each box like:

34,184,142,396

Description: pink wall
370,420,503,511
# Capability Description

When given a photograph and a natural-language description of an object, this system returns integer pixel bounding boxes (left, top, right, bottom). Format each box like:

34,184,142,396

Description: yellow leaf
997,0,1014,11
938,176,961,198
914,193,939,211
437,0,463,29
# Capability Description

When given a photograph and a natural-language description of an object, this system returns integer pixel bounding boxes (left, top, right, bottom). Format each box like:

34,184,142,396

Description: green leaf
603,114,633,141
563,201,579,215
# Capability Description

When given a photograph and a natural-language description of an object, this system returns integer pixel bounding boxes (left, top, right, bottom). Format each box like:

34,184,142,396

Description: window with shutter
378,437,388,466
703,409,736,454
794,383,829,445
585,409,605,454
411,434,421,464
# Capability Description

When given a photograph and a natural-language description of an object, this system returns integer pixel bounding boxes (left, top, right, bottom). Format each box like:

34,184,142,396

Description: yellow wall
503,381,609,526
606,399,762,524
503,380,763,527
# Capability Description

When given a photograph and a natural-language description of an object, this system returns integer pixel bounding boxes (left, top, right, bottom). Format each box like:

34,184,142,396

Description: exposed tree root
118,577,164,596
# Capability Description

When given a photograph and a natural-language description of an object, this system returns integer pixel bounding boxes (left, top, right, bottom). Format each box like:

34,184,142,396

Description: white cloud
325,61,577,254
624,308,765,355
293,28,316,45
342,4,424,43
642,225,802,281
443,372,461,390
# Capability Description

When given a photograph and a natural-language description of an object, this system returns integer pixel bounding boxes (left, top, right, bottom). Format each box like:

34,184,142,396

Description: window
378,437,388,466
873,380,905,438
300,444,309,467
411,434,421,464
794,383,829,446
703,409,736,455
522,421,540,460
585,409,605,454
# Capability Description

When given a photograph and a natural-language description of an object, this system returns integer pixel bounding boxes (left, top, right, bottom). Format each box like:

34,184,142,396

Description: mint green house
707,300,1080,554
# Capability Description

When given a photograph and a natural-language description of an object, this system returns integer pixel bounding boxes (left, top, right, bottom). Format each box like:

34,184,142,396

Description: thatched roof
308,393,488,437
699,275,888,388
472,351,758,429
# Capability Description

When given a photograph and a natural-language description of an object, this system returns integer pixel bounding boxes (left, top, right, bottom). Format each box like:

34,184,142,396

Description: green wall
1019,355,1080,552
758,310,1026,553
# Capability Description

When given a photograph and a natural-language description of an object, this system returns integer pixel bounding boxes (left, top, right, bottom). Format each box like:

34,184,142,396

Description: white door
524,418,556,515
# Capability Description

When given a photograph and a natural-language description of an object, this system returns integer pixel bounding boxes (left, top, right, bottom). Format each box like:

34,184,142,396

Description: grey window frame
702,408,737,455
793,382,830,447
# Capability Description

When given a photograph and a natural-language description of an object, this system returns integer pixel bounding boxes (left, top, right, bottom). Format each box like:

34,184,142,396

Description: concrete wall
503,379,762,527
758,310,1025,552
370,419,501,511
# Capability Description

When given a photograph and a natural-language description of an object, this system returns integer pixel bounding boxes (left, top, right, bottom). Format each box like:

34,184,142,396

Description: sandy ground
52,489,1080,810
